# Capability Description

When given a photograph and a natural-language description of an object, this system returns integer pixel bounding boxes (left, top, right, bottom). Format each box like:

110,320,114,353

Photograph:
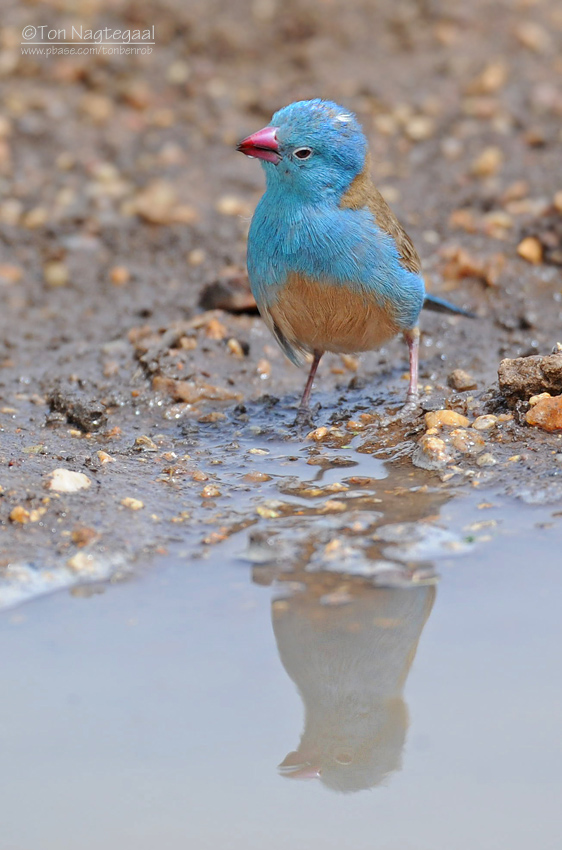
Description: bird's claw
293,406,316,431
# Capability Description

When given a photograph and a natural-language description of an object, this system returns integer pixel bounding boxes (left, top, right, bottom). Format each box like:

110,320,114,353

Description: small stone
517,236,543,265
9,506,30,523
227,338,244,357
257,359,271,378
43,261,69,288
97,450,115,464
307,427,329,441
412,435,455,470
448,369,477,391
71,526,98,547
477,453,497,467
48,468,91,493
201,484,221,498
515,21,551,53
215,195,250,216
529,392,551,406
405,116,435,141
110,265,130,286
471,146,503,177
526,395,562,432
166,60,190,84
451,429,486,455
472,414,498,430
121,497,144,510
205,317,227,340
0,264,23,284
425,409,470,429
340,354,359,371
188,248,206,266
243,472,271,483
465,61,508,95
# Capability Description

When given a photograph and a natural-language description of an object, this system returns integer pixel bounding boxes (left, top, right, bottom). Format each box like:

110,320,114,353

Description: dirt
1,0,562,605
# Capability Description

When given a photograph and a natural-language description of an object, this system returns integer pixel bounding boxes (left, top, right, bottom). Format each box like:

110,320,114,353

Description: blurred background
1,0,561,318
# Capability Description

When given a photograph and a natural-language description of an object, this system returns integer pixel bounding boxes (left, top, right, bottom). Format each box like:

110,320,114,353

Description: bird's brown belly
268,274,400,354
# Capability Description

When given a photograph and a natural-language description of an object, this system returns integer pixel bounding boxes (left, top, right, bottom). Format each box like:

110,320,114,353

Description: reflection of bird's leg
295,350,323,426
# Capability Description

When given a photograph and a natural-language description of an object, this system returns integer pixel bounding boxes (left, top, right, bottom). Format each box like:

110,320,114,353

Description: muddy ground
1,0,562,605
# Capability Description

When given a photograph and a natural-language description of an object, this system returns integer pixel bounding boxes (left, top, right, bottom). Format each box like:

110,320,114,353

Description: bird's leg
402,327,421,416
295,350,323,427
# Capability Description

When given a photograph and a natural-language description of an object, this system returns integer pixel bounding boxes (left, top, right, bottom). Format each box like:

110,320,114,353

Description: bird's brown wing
339,154,422,275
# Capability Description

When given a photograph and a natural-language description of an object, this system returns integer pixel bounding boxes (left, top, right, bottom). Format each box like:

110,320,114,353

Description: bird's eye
294,147,313,160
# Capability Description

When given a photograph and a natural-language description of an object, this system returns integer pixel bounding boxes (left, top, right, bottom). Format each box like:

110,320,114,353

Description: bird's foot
293,405,317,431
400,394,422,423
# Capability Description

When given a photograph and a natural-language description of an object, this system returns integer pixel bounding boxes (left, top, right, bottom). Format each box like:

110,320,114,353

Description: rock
472,414,498,430
48,468,91,493
121,497,144,509
110,265,130,286
47,386,107,432
471,146,503,177
517,236,543,265
440,245,505,286
450,428,486,454
424,409,470,429
498,353,562,403
476,452,497,467
199,274,257,314
525,394,562,432
10,506,30,523
43,261,69,288
412,435,455,470
201,484,221,498
215,195,251,216
448,369,477,391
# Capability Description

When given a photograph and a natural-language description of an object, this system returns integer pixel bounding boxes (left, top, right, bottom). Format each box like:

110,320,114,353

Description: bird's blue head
237,99,367,202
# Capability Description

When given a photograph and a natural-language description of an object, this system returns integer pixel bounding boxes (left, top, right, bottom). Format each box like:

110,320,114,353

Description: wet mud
1,0,562,604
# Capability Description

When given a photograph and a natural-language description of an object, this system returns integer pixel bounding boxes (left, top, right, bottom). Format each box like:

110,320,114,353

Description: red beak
236,126,280,164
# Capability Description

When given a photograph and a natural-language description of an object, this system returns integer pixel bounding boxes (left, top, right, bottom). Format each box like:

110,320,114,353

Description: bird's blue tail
423,294,476,319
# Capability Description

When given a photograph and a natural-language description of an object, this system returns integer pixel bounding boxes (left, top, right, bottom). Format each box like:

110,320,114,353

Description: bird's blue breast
247,190,424,331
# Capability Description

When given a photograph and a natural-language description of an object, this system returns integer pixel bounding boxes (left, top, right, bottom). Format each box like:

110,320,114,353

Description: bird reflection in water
270,580,435,793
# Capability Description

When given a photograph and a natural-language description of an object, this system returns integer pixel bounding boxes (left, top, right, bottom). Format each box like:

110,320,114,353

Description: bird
237,99,473,421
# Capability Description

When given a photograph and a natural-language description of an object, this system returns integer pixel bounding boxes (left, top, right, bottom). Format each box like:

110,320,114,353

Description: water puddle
1,461,561,849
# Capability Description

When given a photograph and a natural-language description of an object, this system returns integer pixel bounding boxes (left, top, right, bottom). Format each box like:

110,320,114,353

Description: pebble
9,506,30,523
472,414,498,430
48,468,91,493
451,428,486,455
471,146,503,177
517,236,543,265
448,369,477,391
227,338,244,357
201,484,221,498
526,394,562,432
529,392,551,407
43,261,69,288
412,435,455,470
67,552,98,574
425,409,470,429
215,195,250,216
476,452,497,467
97,451,115,464
121,497,144,510
110,265,130,286
307,427,329,441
